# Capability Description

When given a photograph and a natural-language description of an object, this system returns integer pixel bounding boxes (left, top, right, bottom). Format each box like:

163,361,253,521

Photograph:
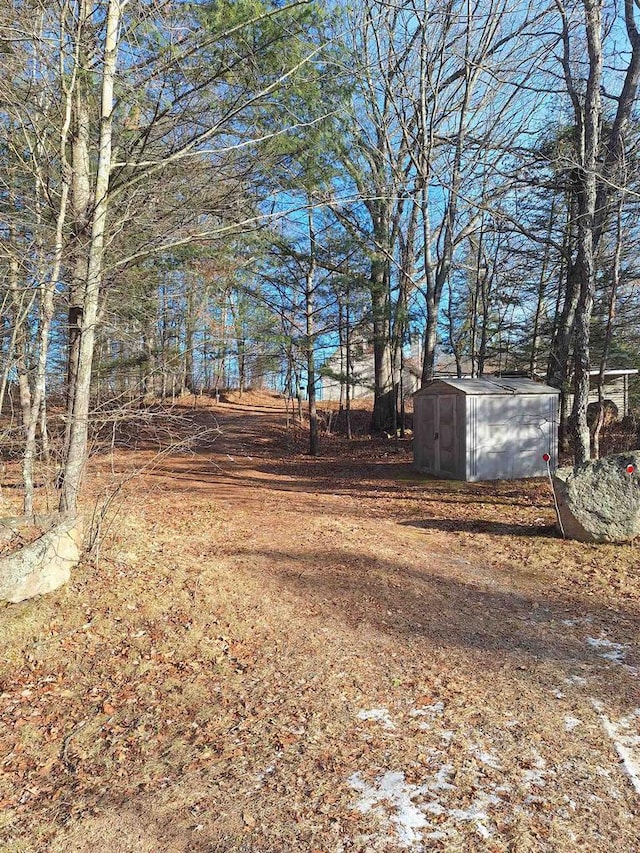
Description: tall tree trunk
8,260,32,436
337,299,345,412
370,242,395,433
418,11,476,384
66,1,92,455
529,196,556,376
238,335,246,395
555,0,640,461
421,295,439,382
183,283,196,394
306,204,319,456
593,197,623,459
142,329,154,397
9,14,75,514
345,299,352,440
477,267,490,378
548,250,580,452
571,254,595,463
60,0,121,515
569,0,602,464
8,178,34,510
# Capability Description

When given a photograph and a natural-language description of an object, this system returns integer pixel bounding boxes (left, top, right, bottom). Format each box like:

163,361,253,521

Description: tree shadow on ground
231,543,640,682
401,519,559,537
140,454,551,513
98,401,553,515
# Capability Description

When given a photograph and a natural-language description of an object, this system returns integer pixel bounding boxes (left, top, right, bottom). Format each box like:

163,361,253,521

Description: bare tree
2,0,330,516
553,0,640,462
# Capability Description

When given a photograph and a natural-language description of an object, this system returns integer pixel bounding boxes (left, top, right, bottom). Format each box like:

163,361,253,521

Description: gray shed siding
413,379,559,481
413,386,466,479
466,393,558,480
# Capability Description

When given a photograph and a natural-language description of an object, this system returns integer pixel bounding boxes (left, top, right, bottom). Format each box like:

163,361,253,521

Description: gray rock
553,452,640,543
0,516,83,603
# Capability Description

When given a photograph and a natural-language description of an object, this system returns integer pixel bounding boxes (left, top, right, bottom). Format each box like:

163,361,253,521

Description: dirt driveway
1,393,639,852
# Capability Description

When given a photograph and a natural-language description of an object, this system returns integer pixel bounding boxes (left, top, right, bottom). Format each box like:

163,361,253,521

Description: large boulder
553,452,640,543
0,515,83,603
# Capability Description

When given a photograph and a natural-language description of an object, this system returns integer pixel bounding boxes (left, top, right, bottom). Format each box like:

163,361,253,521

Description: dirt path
2,394,639,852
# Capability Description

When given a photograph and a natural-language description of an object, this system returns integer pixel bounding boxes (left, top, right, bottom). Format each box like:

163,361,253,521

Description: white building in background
566,368,638,419
318,338,422,402
319,335,637,421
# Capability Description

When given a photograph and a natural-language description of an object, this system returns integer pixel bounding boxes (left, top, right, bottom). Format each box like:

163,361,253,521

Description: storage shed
413,378,560,481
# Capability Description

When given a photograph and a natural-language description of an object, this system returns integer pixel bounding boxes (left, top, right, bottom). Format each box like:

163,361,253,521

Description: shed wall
413,393,435,473
413,392,466,478
414,383,559,481
466,394,557,481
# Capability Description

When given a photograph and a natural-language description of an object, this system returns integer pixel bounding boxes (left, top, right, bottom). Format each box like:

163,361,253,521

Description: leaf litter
0,392,639,852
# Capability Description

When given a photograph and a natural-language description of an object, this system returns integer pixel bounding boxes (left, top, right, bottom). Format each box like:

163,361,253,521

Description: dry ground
1,392,639,852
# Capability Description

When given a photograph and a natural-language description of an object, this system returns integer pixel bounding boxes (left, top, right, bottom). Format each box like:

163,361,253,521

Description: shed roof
415,377,560,396
588,368,638,378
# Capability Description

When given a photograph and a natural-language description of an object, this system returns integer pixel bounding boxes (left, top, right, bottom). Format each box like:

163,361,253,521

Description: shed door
437,395,457,475
420,396,437,471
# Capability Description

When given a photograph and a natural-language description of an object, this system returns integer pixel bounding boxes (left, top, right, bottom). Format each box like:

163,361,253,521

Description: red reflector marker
543,453,550,462
626,464,635,474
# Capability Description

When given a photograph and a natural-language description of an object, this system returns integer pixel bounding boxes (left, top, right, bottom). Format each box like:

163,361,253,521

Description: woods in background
2,0,640,509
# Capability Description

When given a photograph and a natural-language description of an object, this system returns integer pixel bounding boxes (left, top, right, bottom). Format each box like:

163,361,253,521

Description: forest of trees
2,0,640,515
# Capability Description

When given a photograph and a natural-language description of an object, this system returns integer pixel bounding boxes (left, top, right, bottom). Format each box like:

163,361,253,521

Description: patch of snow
440,730,455,743
431,764,455,792
522,751,547,788
522,768,546,788
357,708,396,730
562,617,592,627
409,700,445,717
586,636,629,664
565,675,588,686
564,716,582,732
591,699,640,795
348,771,427,847
474,750,502,770
449,792,501,840
348,762,500,849
424,829,448,841
586,636,639,676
